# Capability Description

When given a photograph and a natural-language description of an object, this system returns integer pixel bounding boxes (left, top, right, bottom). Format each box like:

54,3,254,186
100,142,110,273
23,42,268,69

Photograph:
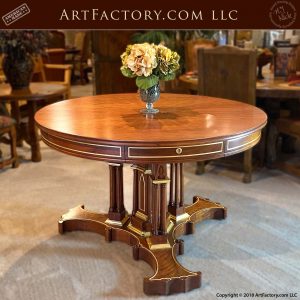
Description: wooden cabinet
91,31,138,94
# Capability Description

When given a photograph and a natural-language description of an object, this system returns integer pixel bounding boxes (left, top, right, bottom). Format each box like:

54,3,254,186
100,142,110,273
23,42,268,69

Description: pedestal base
58,196,227,295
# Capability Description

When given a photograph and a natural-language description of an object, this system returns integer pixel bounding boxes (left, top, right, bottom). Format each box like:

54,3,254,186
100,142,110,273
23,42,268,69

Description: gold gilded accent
105,216,128,227
167,220,175,233
131,165,152,174
135,211,148,221
176,148,183,154
152,179,170,185
127,222,151,237
170,212,190,222
146,238,171,250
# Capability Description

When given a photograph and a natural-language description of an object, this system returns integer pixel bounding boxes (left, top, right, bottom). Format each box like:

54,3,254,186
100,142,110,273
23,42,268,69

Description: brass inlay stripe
128,142,223,159
43,131,123,149
227,132,261,151
42,134,122,158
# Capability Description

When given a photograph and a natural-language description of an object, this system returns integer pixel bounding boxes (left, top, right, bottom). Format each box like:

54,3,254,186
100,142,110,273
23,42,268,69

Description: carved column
132,168,139,215
151,164,169,236
159,183,167,235
168,163,185,217
107,163,126,223
129,165,152,234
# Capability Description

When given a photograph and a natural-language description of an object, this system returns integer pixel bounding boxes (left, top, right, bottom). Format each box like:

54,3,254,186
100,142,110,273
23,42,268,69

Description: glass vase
139,83,160,114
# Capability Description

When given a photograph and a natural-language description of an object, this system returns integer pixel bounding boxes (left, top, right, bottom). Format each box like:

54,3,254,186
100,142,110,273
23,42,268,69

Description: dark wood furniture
0,115,19,169
275,117,300,177
256,80,300,99
47,30,65,49
32,55,72,99
71,31,92,84
197,46,257,183
184,38,217,73
0,83,67,162
179,74,300,99
179,74,300,164
91,31,138,94
35,93,267,295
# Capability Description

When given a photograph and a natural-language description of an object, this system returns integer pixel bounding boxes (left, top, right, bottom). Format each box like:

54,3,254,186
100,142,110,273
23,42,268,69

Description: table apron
40,129,262,163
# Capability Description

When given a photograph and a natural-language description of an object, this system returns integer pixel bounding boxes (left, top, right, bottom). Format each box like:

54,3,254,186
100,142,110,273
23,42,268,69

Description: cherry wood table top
35,93,267,163
179,74,300,99
0,82,67,101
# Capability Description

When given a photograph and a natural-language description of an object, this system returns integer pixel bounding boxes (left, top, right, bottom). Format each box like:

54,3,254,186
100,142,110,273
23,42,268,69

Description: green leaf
159,73,175,81
136,75,159,89
120,66,135,78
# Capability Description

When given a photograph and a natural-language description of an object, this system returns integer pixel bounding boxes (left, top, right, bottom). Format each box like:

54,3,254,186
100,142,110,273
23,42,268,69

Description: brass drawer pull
176,148,183,154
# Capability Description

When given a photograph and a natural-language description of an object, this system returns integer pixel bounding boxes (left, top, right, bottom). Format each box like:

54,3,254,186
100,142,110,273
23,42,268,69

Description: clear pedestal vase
139,84,160,114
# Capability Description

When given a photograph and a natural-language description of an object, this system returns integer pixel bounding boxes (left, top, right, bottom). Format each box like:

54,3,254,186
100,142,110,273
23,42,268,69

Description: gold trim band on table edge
226,132,261,151
41,133,122,158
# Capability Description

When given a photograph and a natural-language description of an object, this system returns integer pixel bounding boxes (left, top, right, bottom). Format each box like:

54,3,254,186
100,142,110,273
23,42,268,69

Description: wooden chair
197,45,257,183
0,55,5,84
0,116,19,169
184,39,217,73
275,117,300,177
47,30,66,49
68,31,92,84
43,48,68,83
32,54,72,99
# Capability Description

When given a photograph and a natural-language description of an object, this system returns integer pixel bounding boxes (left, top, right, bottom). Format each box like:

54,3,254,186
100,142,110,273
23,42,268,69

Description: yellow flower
156,44,180,75
122,43,157,77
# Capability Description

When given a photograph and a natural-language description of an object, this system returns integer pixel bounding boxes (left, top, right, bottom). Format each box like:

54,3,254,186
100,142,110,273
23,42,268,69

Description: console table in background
0,82,67,162
35,93,267,295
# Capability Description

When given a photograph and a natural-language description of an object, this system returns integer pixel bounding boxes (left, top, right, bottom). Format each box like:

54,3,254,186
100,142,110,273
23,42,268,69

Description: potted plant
0,30,48,90
120,43,180,114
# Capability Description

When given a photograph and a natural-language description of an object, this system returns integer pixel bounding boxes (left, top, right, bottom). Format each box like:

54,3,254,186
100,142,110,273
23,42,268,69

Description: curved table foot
58,196,226,295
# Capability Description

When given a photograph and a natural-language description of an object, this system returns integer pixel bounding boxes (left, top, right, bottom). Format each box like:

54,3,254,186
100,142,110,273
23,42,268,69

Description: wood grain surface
179,74,300,99
0,83,67,101
35,93,267,163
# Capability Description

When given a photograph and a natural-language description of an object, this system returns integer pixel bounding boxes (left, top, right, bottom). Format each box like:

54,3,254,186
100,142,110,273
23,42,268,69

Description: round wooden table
179,74,300,99
0,82,67,162
35,93,267,295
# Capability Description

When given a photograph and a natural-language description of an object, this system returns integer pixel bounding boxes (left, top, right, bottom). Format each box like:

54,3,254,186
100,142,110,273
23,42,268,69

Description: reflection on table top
0,82,67,101
179,74,300,99
35,93,267,144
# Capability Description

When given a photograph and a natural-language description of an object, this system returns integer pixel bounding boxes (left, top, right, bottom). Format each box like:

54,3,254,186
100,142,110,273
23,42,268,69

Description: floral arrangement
120,43,180,90
0,30,48,60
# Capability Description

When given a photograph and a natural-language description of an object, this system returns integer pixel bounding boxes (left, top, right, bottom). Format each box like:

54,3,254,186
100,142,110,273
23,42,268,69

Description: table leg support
107,163,127,223
28,101,41,162
57,163,227,295
168,163,185,218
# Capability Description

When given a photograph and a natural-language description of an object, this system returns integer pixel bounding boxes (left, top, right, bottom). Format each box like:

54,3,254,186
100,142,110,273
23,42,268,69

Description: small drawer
127,142,223,159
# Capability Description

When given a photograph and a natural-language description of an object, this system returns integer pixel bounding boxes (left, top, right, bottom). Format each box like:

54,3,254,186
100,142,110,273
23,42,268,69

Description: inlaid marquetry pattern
35,94,267,163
